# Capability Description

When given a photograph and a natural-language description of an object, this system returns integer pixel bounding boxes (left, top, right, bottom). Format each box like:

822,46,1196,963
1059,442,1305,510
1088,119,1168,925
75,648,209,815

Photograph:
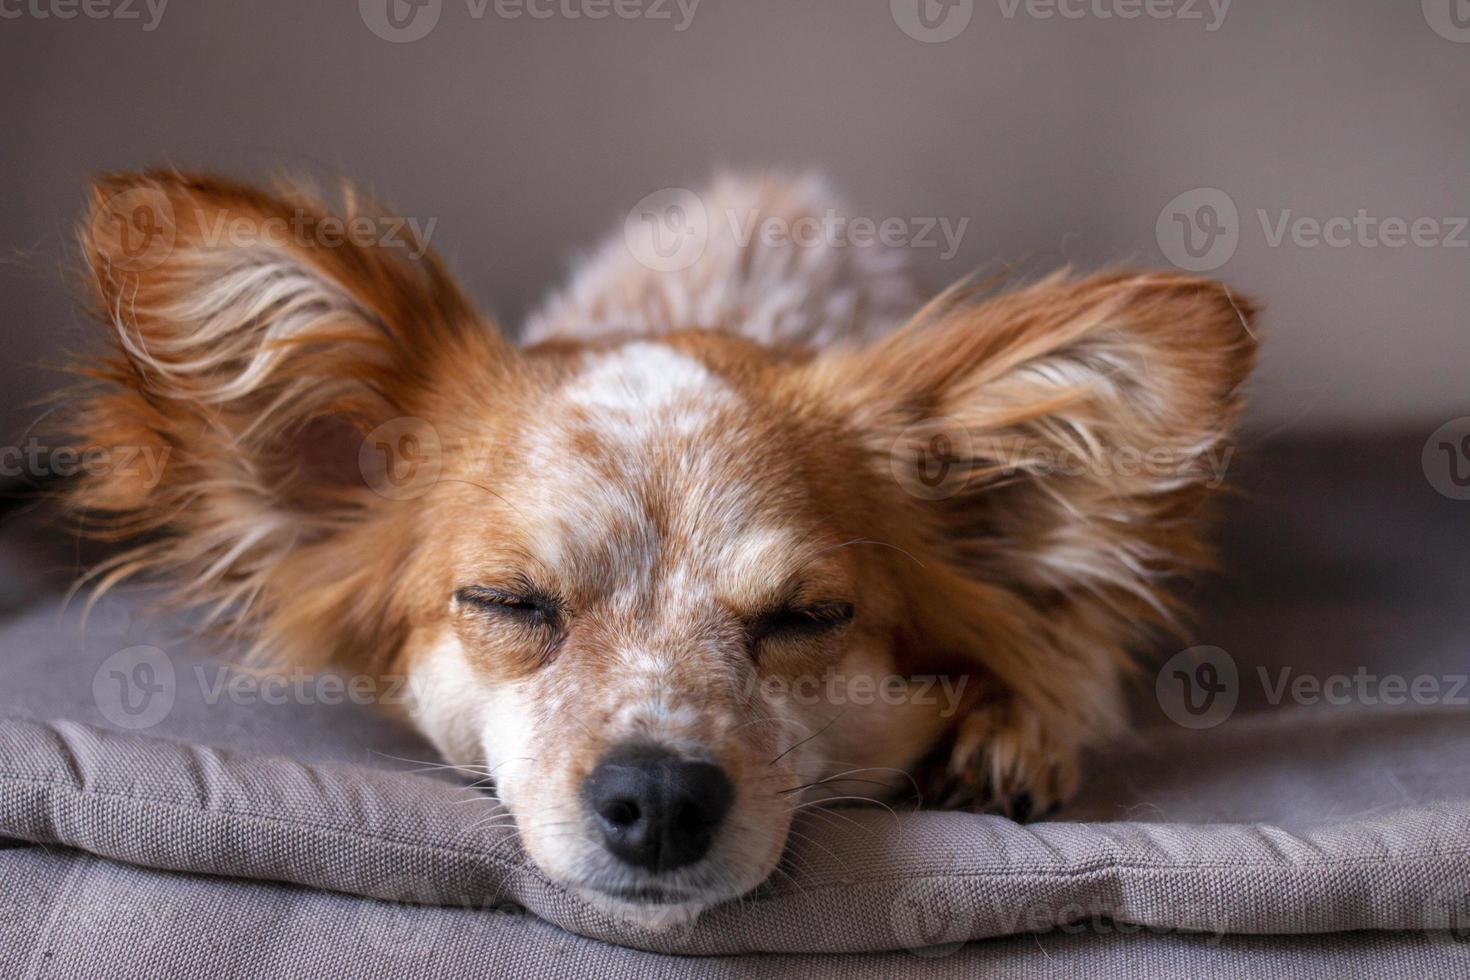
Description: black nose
582,746,733,872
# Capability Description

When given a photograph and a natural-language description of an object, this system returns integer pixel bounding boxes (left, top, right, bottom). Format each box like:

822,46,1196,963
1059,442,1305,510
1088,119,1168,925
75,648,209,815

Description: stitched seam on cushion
742,847,1470,904
0,774,529,871
0,749,474,820
3,773,1469,893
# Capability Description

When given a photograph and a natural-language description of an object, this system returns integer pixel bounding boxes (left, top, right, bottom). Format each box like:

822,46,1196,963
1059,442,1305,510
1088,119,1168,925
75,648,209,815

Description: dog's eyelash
750,600,855,643
455,585,563,628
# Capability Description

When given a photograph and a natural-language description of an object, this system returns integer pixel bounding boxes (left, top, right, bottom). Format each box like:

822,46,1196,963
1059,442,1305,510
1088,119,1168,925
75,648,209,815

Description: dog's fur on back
61,170,1257,927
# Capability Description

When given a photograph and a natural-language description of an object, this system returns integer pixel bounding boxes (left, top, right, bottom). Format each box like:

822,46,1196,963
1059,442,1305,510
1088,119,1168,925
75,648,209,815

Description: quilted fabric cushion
2,585,1469,956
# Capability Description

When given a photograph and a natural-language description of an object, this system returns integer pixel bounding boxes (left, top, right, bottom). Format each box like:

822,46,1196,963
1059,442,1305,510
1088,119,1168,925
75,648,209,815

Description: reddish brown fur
57,171,1258,920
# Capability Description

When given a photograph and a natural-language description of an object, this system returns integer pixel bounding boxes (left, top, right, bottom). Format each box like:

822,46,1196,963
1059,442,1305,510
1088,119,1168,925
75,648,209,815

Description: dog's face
67,172,1255,927
402,336,955,924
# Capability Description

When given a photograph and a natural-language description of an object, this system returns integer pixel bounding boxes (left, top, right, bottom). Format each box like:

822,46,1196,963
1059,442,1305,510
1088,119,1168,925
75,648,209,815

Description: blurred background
2,0,1466,449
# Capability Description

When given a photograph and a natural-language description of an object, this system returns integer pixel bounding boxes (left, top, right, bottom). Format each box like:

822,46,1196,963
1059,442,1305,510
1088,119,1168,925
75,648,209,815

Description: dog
62,170,1256,928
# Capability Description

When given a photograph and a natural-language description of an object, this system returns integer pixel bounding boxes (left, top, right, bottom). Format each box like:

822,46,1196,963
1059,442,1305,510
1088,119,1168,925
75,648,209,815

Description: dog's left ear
63,170,512,668
815,270,1258,811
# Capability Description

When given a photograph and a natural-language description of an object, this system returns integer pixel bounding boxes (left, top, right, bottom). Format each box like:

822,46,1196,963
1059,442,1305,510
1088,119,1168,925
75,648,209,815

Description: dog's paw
934,704,1082,819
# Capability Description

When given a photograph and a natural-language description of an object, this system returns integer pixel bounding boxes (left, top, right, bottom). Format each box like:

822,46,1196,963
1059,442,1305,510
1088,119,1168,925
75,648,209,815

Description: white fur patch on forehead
664,525,803,603
561,341,737,440
513,341,749,582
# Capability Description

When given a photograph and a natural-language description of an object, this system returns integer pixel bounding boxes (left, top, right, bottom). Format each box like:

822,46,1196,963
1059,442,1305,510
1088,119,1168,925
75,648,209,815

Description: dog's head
65,172,1255,926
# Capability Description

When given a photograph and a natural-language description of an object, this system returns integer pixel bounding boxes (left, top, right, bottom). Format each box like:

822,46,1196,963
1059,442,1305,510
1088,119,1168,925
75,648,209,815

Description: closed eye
751,600,854,644
455,585,563,629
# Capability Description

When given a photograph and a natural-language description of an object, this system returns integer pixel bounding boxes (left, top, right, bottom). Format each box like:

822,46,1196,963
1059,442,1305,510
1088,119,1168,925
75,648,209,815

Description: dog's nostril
602,799,640,828
582,745,734,873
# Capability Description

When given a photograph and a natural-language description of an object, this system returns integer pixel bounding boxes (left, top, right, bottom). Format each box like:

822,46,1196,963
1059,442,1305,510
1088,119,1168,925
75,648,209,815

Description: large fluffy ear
820,270,1258,811
61,170,510,667
522,173,922,348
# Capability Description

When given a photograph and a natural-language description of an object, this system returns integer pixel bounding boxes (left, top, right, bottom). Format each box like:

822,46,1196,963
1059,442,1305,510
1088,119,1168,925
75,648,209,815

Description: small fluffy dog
64,170,1256,927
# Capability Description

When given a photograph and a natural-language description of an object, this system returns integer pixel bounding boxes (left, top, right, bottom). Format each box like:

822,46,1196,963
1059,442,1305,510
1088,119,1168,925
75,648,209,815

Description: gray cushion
4,847,1468,980
3,590,1470,955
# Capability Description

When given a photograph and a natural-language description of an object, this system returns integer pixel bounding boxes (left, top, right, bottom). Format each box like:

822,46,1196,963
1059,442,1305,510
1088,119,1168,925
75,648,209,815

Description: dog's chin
573,885,711,931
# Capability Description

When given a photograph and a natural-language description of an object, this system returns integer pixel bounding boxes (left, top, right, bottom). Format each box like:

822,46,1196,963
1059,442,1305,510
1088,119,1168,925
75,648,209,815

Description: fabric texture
3,847,1467,980
2,707,1469,955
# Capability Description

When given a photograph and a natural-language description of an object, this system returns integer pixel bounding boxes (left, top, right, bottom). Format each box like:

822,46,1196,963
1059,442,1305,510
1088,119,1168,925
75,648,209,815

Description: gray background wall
2,0,1466,445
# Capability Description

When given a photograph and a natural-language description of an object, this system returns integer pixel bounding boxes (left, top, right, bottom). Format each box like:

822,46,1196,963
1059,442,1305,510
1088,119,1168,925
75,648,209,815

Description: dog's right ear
800,269,1257,811
64,170,512,664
